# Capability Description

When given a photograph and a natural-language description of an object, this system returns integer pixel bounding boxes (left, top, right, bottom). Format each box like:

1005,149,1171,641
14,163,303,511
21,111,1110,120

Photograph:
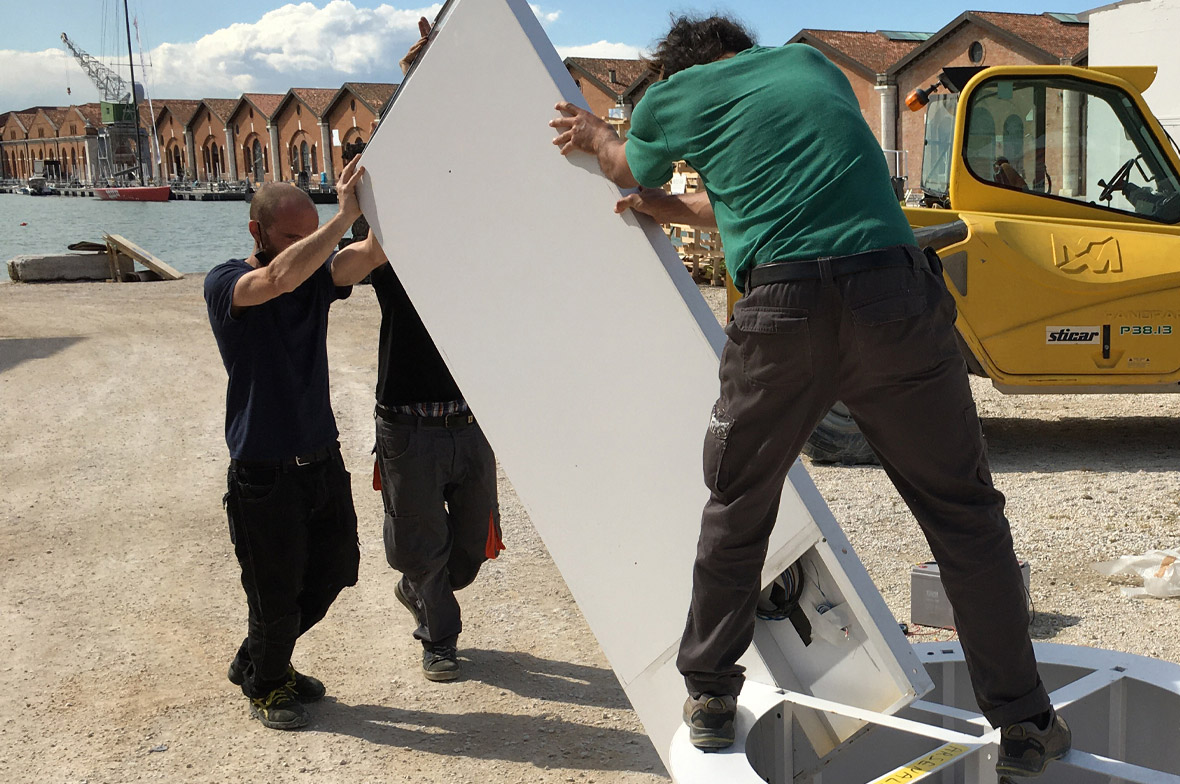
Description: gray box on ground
910,560,1030,629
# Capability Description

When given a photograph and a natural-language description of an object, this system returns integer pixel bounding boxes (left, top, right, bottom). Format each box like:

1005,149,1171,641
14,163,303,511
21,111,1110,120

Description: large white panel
357,0,930,770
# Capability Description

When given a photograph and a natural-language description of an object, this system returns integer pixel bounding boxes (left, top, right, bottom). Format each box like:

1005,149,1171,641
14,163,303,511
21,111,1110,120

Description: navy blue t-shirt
204,257,351,461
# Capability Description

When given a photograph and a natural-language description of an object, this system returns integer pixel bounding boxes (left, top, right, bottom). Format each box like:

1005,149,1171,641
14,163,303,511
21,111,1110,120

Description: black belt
376,403,475,428
231,443,338,469
747,246,925,289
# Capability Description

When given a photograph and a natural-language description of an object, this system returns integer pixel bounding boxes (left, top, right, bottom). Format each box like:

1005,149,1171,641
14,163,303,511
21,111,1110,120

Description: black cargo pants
224,446,360,698
376,411,501,650
676,245,1050,729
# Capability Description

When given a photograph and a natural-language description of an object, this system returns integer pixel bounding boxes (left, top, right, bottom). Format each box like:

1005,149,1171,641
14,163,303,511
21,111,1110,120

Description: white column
268,123,282,182
875,82,898,176
224,124,238,181
183,129,197,181
318,121,335,183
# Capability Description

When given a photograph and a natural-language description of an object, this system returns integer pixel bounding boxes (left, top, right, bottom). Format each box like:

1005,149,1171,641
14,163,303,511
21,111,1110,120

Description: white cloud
0,48,102,110
556,41,645,60
143,2,443,99
530,5,561,24
1,4,644,111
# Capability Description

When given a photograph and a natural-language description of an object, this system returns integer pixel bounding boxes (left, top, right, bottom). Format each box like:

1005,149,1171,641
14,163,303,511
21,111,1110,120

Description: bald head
250,182,314,225
248,183,320,262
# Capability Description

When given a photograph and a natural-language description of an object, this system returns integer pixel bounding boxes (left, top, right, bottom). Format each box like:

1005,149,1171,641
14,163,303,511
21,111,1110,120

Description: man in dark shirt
204,156,387,730
373,17,503,683
371,249,502,683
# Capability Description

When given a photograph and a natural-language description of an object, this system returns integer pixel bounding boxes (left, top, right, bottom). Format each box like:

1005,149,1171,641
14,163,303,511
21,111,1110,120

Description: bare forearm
598,137,639,189
616,188,717,228
658,191,716,227
331,232,388,286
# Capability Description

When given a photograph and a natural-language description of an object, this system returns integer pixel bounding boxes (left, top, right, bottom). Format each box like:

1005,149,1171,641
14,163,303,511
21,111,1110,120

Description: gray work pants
375,412,500,649
676,247,1050,729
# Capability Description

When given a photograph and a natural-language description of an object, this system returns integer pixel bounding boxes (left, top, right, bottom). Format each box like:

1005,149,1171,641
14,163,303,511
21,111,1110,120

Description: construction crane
60,31,131,103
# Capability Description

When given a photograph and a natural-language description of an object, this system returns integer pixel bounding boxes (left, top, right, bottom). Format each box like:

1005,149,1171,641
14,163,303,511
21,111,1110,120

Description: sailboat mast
122,0,146,185
134,18,160,181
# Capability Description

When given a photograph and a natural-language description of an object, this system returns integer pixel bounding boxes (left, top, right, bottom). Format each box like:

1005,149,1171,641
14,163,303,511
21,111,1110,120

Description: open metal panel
670,644,1180,783
356,0,930,770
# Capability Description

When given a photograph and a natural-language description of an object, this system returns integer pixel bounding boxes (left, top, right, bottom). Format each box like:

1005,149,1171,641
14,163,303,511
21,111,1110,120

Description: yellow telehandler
802,63,1180,464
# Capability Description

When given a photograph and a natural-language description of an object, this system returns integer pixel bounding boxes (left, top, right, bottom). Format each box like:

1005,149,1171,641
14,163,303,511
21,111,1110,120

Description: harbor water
0,194,341,275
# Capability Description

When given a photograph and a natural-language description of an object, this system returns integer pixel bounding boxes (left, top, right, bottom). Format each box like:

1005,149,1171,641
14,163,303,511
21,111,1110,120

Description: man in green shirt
550,14,1069,778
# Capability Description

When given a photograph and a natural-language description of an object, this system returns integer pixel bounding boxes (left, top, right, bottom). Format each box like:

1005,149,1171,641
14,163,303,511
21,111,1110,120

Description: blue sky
1,0,1082,110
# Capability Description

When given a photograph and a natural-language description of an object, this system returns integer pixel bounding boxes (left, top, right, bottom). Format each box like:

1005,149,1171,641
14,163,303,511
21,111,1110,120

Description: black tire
803,402,878,465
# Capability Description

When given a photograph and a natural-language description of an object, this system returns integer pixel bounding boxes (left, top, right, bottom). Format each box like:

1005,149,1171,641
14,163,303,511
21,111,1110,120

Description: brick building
1,82,397,187
226,94,283,185
155,100,202,181
322,82,398,182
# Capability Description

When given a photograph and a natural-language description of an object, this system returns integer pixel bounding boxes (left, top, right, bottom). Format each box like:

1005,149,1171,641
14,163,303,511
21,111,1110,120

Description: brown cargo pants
676,245,1051,729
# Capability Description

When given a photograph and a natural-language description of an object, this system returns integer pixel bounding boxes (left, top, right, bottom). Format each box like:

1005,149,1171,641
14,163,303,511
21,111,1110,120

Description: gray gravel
1,277,1174,784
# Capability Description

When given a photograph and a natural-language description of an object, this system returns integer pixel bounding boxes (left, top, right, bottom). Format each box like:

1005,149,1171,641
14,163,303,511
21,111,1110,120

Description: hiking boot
228,661,325,703
285,665,325,702
394,577,425,628
422,645,460,682
683,693,736,751
248,685,309,730
997,708,1071,777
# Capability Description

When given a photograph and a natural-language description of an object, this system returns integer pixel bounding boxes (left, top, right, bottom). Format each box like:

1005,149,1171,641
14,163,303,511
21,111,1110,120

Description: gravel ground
0,277,1176,783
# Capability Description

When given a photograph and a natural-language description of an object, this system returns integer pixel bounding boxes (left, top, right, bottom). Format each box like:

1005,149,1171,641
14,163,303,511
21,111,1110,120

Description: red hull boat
95,186,172,202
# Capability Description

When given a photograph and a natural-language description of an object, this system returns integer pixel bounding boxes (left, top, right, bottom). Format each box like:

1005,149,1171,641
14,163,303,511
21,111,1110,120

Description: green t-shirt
626,44,914,291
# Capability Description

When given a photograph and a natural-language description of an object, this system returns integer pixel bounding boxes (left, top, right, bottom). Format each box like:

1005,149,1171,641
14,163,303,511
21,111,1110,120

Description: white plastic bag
1092,549,1180,598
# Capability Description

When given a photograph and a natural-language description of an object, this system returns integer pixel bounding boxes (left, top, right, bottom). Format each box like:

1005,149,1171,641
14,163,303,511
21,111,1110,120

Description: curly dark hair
645,14,756,78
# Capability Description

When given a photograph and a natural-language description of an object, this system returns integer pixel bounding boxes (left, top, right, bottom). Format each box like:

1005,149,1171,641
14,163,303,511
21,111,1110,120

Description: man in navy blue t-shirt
205,156,387,730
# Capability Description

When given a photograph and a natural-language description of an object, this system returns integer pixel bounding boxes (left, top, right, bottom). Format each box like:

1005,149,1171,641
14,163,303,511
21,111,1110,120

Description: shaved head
249,182,314,225
247,183,320,263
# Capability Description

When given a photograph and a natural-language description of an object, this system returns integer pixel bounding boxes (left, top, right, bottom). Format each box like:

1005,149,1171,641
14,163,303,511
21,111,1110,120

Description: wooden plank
102,233,183,280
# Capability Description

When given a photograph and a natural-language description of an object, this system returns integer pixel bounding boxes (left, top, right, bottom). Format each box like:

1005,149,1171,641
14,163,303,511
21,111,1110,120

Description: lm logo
1046,326,1101,344
1053,235,1123,274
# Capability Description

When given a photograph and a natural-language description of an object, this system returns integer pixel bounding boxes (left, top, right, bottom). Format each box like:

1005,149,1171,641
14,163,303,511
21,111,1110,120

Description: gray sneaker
997,708,1071,777
422,645,460,682
683,693,736,751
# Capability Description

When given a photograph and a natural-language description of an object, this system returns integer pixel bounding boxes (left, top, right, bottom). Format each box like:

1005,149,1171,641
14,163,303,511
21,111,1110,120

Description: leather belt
376,403,475,428
747,245,925,289
231,443,338,469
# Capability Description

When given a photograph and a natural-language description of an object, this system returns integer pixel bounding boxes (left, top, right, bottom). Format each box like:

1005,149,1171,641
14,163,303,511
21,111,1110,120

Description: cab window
963,76,1180,223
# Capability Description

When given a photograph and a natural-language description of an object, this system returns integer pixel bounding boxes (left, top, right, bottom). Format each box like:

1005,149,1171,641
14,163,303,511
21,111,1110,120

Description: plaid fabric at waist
384,400,469,418
375,401,475,429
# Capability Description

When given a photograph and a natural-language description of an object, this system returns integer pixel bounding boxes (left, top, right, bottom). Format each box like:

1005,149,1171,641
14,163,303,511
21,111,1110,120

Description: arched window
300,140,310,172
310,143,318,173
